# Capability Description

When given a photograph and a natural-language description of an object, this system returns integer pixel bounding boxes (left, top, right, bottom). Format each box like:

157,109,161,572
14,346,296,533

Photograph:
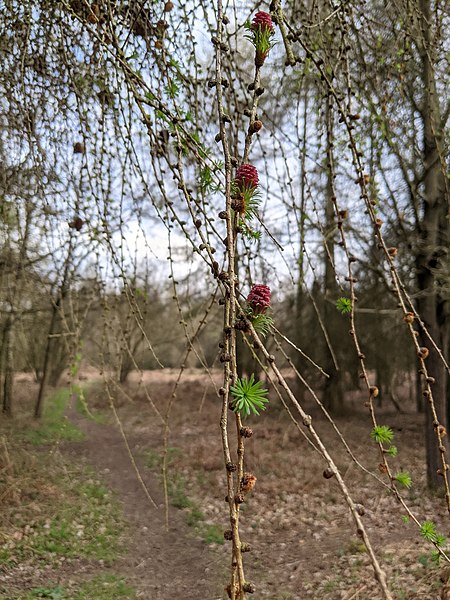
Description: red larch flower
247,284,271,314
251,11,274,34
246,11,276,66
235,163,259,192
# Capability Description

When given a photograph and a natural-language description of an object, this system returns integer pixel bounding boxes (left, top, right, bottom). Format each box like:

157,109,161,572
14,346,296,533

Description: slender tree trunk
1,320,13,416
34,300,60,418
0,324,6,414
323,96,343,413
293,88,309,399
1,204,33,416
35,237,74,418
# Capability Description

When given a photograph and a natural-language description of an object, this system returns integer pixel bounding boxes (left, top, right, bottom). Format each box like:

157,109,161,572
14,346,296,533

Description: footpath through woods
64,402,224,599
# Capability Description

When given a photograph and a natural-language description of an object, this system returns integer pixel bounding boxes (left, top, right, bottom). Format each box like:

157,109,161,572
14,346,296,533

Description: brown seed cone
240,426,253,438
69,217,84,231
234,319,249,332
240,473,257,494
251,120,263,133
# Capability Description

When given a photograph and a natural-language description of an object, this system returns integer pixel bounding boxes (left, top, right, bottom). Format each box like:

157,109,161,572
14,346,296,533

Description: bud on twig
240,426,254,438
323,467,335,479
418,347,429,359
250,120,263,133
240,473,257,494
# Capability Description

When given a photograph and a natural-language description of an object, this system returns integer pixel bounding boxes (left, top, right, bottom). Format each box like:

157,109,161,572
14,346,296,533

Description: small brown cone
418,347,429,359
240,473,257,494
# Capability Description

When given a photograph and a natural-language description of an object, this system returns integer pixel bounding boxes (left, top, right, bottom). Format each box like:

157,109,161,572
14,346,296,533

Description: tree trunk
322,96,343,413
35,236,74,418
416,0,449,488
293,88,309,402
34,300,60,418
1,320,13,417
0,204,34,416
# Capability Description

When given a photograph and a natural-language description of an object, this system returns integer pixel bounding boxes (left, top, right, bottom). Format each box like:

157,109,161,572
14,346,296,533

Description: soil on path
64,404,224,600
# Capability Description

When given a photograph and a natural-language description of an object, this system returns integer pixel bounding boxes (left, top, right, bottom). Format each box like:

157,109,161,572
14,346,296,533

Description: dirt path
64,405,224,600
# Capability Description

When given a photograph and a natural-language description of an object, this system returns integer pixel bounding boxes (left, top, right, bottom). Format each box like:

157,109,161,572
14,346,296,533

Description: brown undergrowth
2,372,450,599
90,369,450,599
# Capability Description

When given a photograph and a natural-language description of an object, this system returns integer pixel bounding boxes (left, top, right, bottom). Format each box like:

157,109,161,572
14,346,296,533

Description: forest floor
1,370,450,599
